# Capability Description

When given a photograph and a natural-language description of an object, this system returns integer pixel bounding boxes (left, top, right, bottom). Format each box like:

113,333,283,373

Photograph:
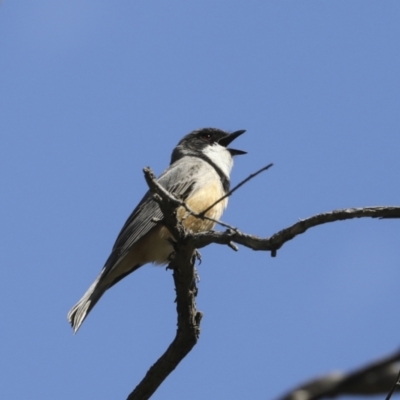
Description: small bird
68,127,246,332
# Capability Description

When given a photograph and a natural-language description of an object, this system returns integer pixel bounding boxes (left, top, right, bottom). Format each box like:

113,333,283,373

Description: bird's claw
193,249,202,265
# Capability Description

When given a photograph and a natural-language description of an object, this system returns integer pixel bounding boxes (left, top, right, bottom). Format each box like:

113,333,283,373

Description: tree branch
193,207,400,256
126,239,200,400
197,163,273,218
143,167,237,231
276,348,400,400
126,168,201,400
126,167,400,399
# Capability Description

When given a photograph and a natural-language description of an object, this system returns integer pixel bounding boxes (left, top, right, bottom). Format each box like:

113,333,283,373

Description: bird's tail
67,274,107,333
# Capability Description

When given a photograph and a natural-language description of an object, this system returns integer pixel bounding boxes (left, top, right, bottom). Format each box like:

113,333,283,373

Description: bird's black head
171,128,246,165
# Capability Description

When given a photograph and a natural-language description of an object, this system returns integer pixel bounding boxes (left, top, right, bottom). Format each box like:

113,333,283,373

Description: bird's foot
193,249,202,265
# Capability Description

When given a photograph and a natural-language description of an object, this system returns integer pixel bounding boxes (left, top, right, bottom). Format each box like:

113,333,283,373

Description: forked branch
193,206,400,256
126,167,400,400
127,168,201,400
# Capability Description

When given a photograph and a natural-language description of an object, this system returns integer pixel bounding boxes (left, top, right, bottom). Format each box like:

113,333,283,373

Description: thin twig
144,167,239,231
385,368,400,400
198,163,273,217
202,217,237,231
144,164,273,232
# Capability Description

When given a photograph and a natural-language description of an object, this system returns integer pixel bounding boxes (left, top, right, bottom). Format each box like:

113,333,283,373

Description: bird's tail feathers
67,274,106,333
68,250,143,333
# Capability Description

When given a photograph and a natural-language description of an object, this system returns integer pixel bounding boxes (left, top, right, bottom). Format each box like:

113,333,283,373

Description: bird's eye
201,134,212,141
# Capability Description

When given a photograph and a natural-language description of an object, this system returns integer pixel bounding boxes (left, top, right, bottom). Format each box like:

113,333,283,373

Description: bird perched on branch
68,127,246,332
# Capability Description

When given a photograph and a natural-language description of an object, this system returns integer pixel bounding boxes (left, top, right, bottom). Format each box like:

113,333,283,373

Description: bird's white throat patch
202,143,233,178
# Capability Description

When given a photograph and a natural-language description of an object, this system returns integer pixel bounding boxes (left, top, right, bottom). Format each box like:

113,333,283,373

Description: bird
68,127,246,333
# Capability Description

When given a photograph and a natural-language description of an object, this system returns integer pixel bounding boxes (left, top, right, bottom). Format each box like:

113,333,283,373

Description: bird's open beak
218,130,247,156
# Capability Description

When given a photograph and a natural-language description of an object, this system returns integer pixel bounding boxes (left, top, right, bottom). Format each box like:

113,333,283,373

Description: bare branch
128,168,400,399
193,207,400,256
198,163,274,218
127,168,201,399
144,163,273,232
126,240,200,400
276,348,400,400
143,167,186,240
129,165,276,398
386,369,400,400
143,167,238,231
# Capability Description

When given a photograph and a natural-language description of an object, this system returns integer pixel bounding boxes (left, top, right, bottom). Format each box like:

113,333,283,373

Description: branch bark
126,239,200,400
193,207,400,256
126,168,201,400
125,167,400,399
276,348,400,400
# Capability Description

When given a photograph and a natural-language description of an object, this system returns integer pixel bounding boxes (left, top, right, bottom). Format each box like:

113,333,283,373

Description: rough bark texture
277,349,400,400
124,168,400,399
193,206,400,257
126,168,201,400
126,240,201,400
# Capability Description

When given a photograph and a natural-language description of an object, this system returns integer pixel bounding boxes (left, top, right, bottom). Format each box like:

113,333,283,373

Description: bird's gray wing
67,158,203,331
106,158,201,269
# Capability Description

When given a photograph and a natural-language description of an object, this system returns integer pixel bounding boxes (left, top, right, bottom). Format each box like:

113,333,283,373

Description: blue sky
1,1,400,399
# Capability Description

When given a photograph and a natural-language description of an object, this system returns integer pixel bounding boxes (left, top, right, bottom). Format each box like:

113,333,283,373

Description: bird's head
171,128,246,178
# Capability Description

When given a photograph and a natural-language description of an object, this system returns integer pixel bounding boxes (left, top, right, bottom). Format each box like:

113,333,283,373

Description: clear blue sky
1,1,400,399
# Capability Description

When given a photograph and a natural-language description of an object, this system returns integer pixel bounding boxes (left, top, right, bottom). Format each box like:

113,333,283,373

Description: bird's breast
178,177,227,233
